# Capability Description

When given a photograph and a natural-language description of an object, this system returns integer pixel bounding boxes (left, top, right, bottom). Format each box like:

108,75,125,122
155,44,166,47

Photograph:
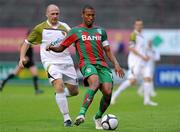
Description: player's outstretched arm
46,45,67,52
104,45,125,78
19,42,30,68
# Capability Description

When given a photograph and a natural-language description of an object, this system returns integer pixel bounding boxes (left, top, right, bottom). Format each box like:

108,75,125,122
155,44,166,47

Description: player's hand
46,45,51,51
18,58,27,68
115,64,125,78
142,56,150,61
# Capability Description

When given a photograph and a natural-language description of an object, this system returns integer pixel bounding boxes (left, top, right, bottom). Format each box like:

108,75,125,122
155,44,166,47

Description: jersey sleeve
101,29,109,47
61,28,79,47
60,22,71,32
25,25,42,45
101,29,108,42
129,32,136,48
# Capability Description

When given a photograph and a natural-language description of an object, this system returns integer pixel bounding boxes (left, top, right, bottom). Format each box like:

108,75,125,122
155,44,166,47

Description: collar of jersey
47,20,60,29
134,30,144,37
134,30,141,34
78,23,98,29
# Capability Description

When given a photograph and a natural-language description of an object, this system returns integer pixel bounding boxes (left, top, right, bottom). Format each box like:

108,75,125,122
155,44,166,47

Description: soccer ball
101,114,118,130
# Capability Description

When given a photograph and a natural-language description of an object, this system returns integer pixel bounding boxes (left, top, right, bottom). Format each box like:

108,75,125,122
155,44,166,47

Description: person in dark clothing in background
0,30,43,94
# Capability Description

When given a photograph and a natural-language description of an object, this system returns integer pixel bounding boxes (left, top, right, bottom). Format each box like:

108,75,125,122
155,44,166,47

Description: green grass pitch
0,84,180,132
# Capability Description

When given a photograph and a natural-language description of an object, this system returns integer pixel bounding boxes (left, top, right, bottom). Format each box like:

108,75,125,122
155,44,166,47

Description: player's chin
52,19,58,24
87,22,93,27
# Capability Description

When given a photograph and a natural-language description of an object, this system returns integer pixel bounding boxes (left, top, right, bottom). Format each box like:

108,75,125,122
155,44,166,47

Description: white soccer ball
101,114,119,130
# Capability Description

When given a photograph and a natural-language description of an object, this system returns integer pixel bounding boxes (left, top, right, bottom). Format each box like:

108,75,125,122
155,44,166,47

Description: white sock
150,82,155,94
112,80,131,100
144,82,151,103
64,87,71,97
55,93,71,122
138,83,144,94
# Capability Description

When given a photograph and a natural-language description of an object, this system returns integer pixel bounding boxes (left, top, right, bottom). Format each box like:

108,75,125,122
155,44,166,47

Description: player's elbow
58,45,67,52
71,89,79,96
104,46,111,52
128,46,134,52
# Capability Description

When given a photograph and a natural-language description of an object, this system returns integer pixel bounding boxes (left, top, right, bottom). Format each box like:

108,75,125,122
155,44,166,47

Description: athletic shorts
128,63,152,79
81,64,113,86
43,63,78,85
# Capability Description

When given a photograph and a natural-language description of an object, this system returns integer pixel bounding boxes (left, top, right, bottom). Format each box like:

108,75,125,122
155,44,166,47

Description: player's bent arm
129,33,149,61
47,33,78,52
19,41,30,68
47,45,67,52
129,46,149,61
104,45,124,78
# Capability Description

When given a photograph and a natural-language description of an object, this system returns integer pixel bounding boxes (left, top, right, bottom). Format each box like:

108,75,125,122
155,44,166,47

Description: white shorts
43,63,78,85
143,65,153,78
128,63,152,80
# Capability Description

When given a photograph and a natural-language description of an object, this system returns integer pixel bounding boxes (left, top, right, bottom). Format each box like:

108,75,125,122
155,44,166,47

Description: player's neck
135,30,141,34
81,23,93,28
47,20,59,28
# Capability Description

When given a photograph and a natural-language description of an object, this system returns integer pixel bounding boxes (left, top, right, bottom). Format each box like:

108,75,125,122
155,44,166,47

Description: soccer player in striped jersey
46,5,125,129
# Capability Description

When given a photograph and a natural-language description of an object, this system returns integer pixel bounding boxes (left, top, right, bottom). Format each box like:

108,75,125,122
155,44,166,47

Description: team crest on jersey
86,68,92,73
78,30,82,33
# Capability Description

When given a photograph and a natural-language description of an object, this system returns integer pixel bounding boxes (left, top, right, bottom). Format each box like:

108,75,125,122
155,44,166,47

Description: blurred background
0,0,180,87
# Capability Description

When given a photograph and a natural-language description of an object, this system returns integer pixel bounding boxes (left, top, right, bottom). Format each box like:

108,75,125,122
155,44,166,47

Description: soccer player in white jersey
111,19,158,106
137,40,160,97
19,4,79,126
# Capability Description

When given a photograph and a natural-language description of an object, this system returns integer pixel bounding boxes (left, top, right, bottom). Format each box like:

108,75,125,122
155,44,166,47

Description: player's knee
100,83,113,95
70,87,79,96
93,79,100,88
144,77,152,82
130,79,136,85
53,79,64,93
104,88,112,95
89,75,100,89
103,87,112,96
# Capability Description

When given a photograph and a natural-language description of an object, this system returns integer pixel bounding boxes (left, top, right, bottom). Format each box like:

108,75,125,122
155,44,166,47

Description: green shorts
81,64,113,86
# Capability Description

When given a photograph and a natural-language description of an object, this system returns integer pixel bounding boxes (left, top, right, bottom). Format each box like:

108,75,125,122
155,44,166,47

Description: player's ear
45,10,49,18
81,10,85,18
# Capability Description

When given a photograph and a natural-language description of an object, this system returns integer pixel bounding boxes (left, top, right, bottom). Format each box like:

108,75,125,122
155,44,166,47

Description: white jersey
128,30,147,68
25,20,74,65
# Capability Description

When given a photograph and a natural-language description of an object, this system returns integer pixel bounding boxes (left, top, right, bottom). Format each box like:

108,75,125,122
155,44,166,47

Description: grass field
0,84,180,132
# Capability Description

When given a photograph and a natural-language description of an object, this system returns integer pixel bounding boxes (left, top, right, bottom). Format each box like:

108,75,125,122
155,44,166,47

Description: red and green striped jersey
61,24,109,68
